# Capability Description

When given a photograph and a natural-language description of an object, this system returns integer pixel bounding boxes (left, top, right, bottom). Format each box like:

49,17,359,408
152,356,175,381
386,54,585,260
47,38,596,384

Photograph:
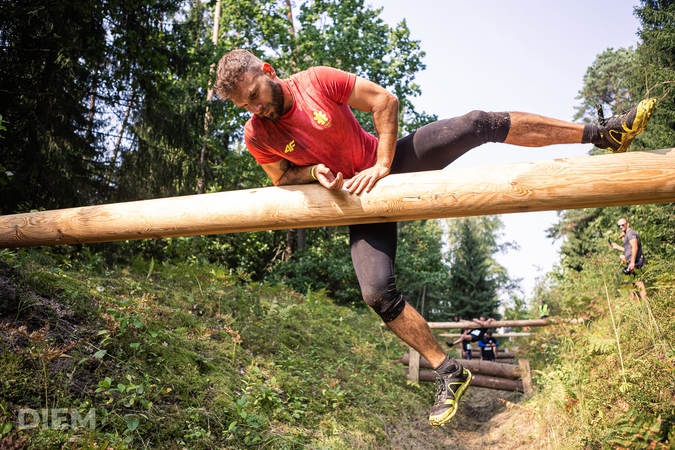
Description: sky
367,0,643,300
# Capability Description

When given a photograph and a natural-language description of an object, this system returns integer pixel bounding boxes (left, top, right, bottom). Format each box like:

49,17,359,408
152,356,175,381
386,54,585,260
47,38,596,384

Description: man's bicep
260,160,290,185
346,76,396,113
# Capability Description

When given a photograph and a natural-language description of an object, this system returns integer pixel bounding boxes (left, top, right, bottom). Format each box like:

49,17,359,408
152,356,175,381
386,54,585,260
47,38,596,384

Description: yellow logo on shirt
313,110,331,128
284,140,296,153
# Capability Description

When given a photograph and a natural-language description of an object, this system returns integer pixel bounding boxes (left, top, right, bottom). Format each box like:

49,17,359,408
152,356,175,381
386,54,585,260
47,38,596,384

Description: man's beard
262,79,285,121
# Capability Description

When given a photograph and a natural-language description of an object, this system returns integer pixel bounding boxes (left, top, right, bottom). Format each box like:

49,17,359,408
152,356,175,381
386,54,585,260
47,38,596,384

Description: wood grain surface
1,149,673,248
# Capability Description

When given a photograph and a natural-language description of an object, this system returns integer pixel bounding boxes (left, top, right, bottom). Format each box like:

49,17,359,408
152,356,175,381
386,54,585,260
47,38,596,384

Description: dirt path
387,387,548,450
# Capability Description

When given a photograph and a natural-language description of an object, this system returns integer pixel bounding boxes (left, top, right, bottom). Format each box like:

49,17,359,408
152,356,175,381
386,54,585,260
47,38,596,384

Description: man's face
231,70,285,122
618,220,628,231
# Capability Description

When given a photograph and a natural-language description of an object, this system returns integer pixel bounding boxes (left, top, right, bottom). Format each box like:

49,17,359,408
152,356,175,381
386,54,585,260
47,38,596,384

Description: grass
0,247,673,449
0,248,438,449
519,261,675,449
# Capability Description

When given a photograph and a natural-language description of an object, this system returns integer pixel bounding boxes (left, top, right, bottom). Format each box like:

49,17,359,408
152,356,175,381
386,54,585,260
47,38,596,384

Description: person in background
478,330,499,362
610,218,647,300
445,316,494,348
450,315,472,360
461,338,473,360
539,300,550,319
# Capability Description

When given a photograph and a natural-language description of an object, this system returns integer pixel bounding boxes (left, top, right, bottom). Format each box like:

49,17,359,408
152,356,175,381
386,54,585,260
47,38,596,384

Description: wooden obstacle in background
401,354,521,379
1,149,675,248
400,353,532,394
427,318,583,329
398,317,579,392
440,332,532,338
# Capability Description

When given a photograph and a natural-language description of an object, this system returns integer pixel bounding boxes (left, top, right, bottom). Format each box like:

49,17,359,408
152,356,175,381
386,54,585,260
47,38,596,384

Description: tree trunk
420,285,426,321
285,0,297,70
85,73,98,144
198,0,222,195
297,228,307,250
106,90,136,189
428,318,584,329
284,229,294,261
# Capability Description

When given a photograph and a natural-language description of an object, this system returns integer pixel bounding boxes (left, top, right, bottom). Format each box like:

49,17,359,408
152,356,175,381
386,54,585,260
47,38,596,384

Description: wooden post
408,347,420,383
2,149,675,248
519,359,533,396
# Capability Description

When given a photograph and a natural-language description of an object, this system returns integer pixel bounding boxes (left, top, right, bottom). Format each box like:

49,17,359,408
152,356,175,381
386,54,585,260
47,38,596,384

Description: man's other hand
344,162,391,195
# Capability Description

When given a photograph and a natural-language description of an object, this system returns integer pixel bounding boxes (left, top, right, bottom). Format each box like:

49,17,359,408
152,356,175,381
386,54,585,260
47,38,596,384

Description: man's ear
261,62,276,78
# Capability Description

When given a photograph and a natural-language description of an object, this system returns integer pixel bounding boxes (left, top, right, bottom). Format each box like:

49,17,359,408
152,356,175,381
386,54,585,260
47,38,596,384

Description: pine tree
444,217,511,320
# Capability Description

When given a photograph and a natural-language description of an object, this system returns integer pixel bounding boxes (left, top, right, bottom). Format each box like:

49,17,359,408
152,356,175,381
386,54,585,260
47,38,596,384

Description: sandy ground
386,387,550,450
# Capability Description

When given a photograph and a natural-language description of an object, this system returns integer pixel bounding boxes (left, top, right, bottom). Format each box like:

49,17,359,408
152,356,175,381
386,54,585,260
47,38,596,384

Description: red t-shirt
244,66,378,179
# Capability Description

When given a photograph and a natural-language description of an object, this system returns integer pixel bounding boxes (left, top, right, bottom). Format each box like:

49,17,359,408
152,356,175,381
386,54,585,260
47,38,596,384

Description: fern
587,334,616,355
607,408,672,449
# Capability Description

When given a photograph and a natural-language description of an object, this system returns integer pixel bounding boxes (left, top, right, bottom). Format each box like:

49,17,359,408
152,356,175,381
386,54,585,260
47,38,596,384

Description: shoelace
596,103,607,126
434,378,447,402
435,375,462,402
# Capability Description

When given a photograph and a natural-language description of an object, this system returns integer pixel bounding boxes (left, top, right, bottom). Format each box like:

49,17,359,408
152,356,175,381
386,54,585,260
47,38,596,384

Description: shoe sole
610,98,656,153
428,368,473,427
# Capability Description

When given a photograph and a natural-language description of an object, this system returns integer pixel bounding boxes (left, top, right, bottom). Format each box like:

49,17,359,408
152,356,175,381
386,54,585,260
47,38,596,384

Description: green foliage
502,295,531,321
523,279,675,449
633,0,675,150
0,0,107,213
396,220,451,320
528,8,675,442
282,0,437,135
609,407,675,450
441,216,519,320
266,226,361,305
1,0,444,298
574,47,638,123
0,249,436,448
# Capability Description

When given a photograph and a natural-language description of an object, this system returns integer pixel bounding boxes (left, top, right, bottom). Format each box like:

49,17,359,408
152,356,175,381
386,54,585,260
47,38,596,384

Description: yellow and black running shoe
428,366,472,427
597,98,656,153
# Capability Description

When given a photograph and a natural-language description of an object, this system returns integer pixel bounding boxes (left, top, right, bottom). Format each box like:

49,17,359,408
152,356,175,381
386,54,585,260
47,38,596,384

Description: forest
1,0,674,448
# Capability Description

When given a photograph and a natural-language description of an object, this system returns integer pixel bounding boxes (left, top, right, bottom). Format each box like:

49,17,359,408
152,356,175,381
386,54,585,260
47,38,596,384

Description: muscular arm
344,76,399,195
261,160,344,190
257,75,398,193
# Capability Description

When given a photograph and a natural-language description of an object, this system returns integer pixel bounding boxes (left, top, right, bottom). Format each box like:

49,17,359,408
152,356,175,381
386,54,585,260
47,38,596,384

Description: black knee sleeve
349,222,406,322
466,110,511,144
357,256,406,322
363,290,407,323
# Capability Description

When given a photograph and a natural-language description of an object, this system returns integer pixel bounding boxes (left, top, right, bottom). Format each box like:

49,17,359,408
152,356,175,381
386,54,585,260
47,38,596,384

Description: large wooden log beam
1,149,674,248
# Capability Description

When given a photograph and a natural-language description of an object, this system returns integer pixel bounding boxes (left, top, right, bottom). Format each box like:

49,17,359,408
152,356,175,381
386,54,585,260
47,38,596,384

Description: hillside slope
0,249,523,449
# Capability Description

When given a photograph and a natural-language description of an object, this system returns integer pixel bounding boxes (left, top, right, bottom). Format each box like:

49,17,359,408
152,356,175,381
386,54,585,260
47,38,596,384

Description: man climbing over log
445,316,494,348
214,49,656,427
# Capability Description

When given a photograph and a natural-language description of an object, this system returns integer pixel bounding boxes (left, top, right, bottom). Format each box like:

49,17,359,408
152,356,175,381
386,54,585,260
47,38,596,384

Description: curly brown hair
214,49,264,101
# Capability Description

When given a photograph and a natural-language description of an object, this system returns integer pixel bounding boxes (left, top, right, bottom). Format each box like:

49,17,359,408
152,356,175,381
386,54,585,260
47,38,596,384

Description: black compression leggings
350,111,510,322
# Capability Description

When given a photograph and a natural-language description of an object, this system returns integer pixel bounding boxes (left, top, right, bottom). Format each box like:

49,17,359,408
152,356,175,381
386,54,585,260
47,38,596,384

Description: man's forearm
276,161,315,186
371,94,399,168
